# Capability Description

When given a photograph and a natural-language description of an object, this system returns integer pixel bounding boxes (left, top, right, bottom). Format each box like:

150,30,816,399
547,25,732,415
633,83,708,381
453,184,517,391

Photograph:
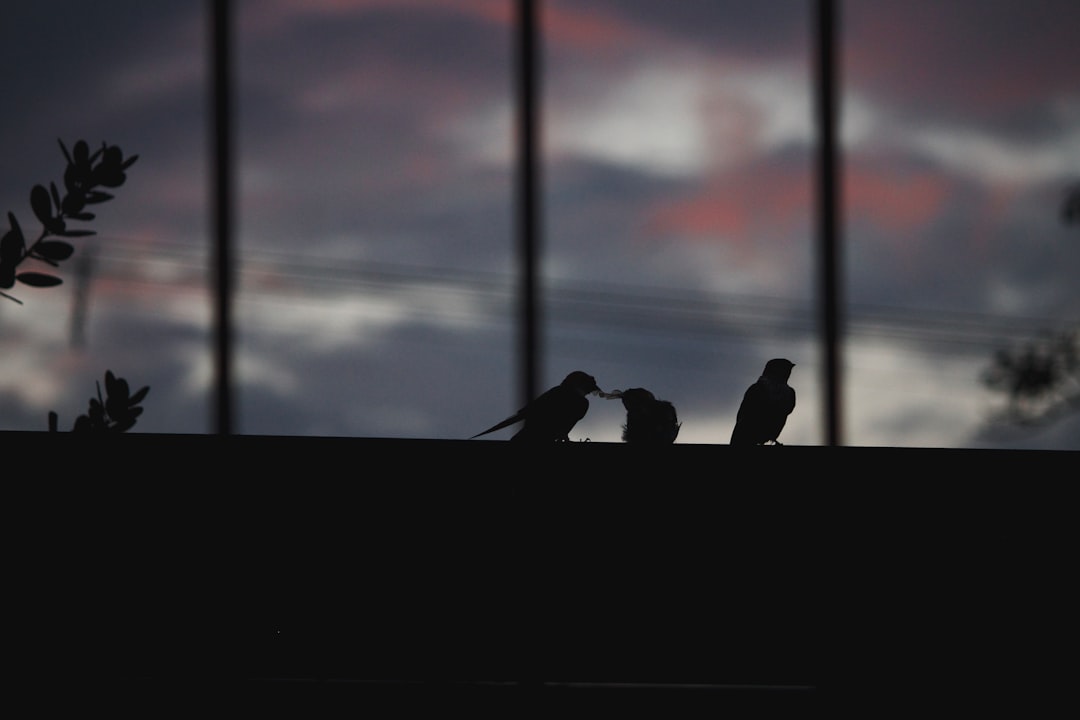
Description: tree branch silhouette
980,183,1080,428
48,370,150,433
1064,181,1079,226
1,137,148,432
2,139,137,304
981,328,1080,426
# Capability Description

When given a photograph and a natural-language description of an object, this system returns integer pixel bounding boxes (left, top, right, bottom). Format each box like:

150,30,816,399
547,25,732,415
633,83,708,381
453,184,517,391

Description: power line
82,240,1069,355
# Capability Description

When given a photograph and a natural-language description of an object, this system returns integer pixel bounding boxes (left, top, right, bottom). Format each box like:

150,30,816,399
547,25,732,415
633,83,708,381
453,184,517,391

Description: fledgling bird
470,370,602,442
608,388,680,444
730,358,796,446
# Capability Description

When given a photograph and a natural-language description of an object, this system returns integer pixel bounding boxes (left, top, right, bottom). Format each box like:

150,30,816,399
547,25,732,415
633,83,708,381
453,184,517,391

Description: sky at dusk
1,0,1078,448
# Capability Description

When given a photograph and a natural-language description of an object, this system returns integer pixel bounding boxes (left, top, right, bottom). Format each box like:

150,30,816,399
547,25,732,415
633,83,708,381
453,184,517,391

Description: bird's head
618,387,657,412
763,358,795,381
562,371,601,397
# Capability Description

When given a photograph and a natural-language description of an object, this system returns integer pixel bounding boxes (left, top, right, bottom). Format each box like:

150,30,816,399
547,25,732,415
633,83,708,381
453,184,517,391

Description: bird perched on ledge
603,387,680,444
730,358,796,446
470,370,602,443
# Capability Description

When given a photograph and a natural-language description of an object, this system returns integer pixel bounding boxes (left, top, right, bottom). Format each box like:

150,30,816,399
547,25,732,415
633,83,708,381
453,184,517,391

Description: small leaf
61,191,87,216
107,379,130,404
58,229,96,237
129,386,150,405
58,138,73,165
30,184,54,225
69,212,95,221
35,240,75,262
123,154,139,169
16,272,63,287
1,214,25,256
74,140,90,165
84,190,114,204
112,418,137,433
0,264,16,289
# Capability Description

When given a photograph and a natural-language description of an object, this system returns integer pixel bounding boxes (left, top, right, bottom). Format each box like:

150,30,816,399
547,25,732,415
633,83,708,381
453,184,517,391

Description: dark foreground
6,434,1077,716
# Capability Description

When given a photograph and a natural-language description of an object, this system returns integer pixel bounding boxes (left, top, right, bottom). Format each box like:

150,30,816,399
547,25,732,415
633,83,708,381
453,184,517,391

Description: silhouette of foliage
981,328,1080,426
0,136,147,432
1,138,137,304
979,183,1080,432
48,370,150,433
1064,182,1079,226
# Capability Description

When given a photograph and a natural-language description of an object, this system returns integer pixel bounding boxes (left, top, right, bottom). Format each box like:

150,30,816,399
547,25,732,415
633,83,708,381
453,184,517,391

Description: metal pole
210,0,234,435
815,0,843,445
516,0,541,407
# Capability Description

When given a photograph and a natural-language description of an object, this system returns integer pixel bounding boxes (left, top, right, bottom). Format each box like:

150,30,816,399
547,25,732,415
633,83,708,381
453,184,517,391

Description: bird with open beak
470,370,603,442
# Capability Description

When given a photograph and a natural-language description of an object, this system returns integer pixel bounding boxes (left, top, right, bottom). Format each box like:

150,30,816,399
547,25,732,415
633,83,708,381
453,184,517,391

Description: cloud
844,0,1080,117
4,0,1079,450
545,56,812,178
548,62,713,178
905,123,1080,186
843,163,952,234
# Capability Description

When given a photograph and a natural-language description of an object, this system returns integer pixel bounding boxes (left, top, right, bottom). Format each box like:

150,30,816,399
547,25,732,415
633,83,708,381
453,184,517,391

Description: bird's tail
469,413,523,439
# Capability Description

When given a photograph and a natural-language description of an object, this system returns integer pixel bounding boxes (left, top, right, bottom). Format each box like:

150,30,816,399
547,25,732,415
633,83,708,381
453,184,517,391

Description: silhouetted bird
470,371,602,442
609,387,680,444
730,359,796,446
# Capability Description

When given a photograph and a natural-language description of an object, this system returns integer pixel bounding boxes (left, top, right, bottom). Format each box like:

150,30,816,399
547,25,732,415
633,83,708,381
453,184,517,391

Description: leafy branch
48,370,150,433
0,137,148,432
1064,181,1079,226
979,182,1080,432
1,139,137,304
981,327,1080,426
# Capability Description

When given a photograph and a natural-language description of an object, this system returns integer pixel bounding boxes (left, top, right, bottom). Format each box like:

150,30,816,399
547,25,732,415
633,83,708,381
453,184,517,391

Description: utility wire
83,240,1069,355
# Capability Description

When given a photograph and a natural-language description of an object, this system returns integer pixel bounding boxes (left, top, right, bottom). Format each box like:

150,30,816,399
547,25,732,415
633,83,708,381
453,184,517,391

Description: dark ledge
7,433,1076,713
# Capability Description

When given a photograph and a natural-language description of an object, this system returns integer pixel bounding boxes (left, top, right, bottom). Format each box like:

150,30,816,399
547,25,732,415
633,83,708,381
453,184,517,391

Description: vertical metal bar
514,0,541,691
815,0,843,446
210,0,234,435
516,0,540,407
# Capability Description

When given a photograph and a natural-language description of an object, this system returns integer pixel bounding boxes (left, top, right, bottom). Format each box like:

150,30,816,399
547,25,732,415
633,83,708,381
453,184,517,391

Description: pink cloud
843,165,951,234
645,160,959,261
541,1,650,52
645,166,811,247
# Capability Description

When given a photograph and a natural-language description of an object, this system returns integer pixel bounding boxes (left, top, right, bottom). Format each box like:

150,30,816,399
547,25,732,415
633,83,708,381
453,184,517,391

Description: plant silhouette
1064,181,1079,226
48,370,150,433
1,137,148,432
981,328,1080,426
980,183,1080,428
2,139,137,304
